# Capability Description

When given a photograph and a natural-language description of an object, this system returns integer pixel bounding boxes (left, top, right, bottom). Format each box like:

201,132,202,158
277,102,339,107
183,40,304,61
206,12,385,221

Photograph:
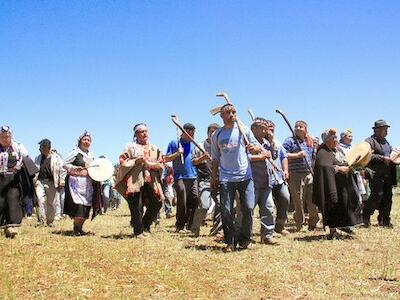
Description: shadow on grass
294,234,354,242
184,243,226,252
100,233,134,239
51,230,95,237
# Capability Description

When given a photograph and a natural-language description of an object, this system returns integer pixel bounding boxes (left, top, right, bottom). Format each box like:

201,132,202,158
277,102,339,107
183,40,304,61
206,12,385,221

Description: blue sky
1,1,399,161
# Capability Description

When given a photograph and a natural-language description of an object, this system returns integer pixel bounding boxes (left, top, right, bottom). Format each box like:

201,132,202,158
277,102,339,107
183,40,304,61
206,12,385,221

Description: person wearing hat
63,131,103,235
164,122,199,233
115,123,164,238
34,139,66,226
313,128,361,239
0,125,31,238
363,120,397,228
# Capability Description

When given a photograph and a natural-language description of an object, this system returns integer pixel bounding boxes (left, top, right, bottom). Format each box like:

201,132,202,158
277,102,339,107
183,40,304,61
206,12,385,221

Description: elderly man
363,120,397,228
34,139,66,226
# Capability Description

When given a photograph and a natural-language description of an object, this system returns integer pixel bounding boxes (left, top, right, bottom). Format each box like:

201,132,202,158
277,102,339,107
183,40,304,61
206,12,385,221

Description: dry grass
1,197,400,299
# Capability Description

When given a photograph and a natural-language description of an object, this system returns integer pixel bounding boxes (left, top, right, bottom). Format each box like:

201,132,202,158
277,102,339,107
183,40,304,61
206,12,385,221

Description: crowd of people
0,107,398,252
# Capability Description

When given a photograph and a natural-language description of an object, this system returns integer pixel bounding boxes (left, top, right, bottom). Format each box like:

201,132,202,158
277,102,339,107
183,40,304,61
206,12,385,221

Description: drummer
363,120,397,228
115,124,164,238
63,131,103,236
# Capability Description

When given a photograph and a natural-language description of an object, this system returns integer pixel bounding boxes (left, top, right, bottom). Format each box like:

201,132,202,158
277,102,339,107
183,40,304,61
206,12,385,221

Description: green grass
1,197,399,299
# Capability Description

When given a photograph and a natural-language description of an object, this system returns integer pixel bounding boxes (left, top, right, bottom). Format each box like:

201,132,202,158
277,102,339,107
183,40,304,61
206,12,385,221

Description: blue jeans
220,179,255,245
255,187,274,239
270,183,290,231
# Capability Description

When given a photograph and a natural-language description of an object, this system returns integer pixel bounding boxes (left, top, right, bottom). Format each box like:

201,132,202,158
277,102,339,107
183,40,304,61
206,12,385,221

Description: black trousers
127,184,162,236
174,179,199,230
0,173,23,225
363,175,393,225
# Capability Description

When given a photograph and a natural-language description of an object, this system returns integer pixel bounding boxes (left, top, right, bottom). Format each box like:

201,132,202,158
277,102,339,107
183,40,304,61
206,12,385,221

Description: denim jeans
270,183,290,231
220,179,255,245
191,180,218,233
255,187,274,239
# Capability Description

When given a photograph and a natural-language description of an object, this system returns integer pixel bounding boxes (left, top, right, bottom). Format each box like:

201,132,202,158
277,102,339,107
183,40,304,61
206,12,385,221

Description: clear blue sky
1,1,399,162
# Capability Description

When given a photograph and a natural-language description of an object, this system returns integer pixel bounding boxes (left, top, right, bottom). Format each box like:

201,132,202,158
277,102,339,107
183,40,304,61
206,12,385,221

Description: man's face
207,127,218,140
0,132,12,148
40,145,51,156
135,128,149,144
220,107,236,124
375,127,388,139
183,128,195,140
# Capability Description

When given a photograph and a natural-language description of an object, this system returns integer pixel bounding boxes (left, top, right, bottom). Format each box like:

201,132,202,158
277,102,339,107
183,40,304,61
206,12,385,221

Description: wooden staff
172,115,184,164
171,115,206,154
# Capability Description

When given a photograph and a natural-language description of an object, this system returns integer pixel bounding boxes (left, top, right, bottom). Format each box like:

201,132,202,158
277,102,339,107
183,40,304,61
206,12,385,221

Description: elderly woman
63,131,102,236
115,124,164,238
0,125,31,238
312,129,360,239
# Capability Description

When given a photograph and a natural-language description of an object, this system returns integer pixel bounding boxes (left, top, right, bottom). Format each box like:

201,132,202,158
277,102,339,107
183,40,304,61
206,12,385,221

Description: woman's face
0,132,12,148
79,136,91,151
325,138,337,150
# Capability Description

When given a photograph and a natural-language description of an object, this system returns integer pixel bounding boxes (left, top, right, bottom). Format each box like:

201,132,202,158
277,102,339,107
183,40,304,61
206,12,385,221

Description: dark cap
38,139,51,148
373,120,390,129
183,123,195,131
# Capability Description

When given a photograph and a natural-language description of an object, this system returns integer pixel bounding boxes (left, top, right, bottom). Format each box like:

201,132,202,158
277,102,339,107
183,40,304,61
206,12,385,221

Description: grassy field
1,197,399,299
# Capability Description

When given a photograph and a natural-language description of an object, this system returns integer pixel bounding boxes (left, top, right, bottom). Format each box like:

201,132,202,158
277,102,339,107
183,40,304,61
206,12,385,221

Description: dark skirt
0,172,23,225
63,176,91,219
324,173,361,228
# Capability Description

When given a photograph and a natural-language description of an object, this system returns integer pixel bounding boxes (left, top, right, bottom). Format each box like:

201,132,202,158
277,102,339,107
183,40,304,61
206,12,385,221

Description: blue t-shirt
211,124,258,182
282,137,314,174
264,139,287,186
166,139,197,180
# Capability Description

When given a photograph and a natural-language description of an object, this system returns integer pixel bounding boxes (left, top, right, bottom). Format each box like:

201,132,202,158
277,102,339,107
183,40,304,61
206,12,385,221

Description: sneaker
262,236,278,245
4,227,18,238
191,228,200,237
239,240,252,249
135,233,147,239
275,229,290,236
223,244,236,253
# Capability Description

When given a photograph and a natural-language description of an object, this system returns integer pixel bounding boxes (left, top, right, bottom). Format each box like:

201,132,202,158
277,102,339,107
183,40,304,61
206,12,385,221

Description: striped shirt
282,137,314,174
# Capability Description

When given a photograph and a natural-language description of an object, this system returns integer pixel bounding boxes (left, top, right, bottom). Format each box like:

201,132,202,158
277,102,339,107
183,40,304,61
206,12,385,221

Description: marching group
0,104,397,252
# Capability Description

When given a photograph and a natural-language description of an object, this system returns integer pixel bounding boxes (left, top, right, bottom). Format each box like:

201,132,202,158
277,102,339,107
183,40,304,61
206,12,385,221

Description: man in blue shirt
211,104,260,251
165,123,199,233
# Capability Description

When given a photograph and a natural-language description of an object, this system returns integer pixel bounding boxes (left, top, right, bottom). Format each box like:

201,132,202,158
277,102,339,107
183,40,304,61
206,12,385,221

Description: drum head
88,158,114,182
390,148,400,164
345,142,372,168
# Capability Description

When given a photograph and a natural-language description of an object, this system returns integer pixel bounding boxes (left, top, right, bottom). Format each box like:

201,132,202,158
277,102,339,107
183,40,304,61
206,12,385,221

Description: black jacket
365,135,397,185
